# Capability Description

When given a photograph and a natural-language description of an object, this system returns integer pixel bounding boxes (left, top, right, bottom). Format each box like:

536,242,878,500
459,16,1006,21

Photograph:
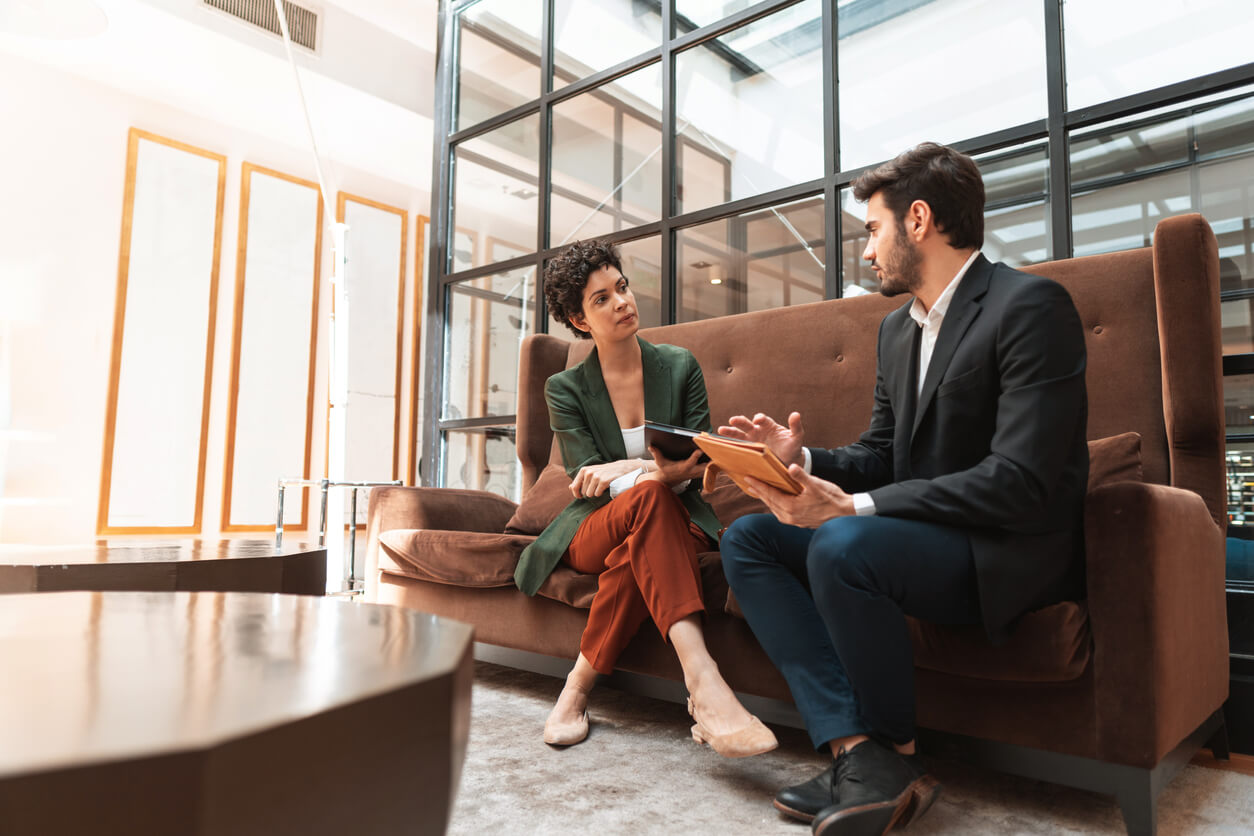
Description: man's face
862,192,922,298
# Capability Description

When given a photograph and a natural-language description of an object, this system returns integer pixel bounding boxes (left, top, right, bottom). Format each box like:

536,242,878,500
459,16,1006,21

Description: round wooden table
0,539,327,595
0,591,473,835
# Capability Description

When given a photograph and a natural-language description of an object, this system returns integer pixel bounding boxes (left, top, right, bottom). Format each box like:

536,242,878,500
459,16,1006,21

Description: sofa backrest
515,213,1224,529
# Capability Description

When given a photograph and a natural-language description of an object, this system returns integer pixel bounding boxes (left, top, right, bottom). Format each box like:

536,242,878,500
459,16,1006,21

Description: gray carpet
449,662,1254,835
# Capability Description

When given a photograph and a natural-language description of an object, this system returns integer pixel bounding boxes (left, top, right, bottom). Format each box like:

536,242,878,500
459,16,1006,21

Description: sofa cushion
505,463,572,535
1088,431,1143,489
378,529,533,587
908,601,1092,682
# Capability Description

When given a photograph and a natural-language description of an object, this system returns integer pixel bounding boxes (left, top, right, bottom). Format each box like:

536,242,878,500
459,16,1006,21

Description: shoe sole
811,775,941,836
773,799,817,824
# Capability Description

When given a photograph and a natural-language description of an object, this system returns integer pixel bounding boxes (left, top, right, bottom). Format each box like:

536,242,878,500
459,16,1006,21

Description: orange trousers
564,479,712,675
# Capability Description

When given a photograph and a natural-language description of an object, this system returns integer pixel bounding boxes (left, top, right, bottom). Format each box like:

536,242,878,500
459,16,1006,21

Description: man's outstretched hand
743,466,854,528
718,411,806,468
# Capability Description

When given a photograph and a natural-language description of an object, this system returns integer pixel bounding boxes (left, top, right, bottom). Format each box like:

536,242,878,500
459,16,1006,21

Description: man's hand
743,465,854,528
641,447,705,486
718,411,806,467
570,460,648,499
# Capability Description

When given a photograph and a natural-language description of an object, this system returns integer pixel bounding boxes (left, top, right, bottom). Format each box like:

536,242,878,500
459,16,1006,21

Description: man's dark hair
543,239,624,340
851,142,985,250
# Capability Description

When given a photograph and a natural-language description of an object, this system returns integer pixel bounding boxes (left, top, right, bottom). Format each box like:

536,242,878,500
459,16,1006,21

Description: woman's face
570,265,637,343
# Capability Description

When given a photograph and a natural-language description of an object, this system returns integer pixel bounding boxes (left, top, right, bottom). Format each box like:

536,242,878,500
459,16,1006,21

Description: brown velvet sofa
365,213,1229,835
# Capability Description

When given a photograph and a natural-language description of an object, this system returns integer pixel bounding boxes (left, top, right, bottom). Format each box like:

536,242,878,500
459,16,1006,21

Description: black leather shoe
810,741,940,835
774,760,837,822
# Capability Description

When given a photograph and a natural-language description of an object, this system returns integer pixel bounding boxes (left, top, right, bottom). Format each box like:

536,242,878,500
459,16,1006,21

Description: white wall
0,51,431,543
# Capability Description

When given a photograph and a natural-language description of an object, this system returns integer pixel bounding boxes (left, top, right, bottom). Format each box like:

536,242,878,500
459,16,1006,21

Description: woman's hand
717,411,806,467
641,447,706,486
570,460,648,499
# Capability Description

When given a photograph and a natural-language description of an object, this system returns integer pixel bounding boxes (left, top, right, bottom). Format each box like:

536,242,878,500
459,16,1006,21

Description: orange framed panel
331,192,408,484
220,162,323,532
96,127,227,536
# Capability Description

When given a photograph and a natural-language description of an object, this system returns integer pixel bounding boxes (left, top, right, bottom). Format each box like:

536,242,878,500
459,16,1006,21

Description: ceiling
0,0,441,191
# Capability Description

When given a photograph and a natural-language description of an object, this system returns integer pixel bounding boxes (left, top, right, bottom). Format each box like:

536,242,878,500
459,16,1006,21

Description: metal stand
275,478,402,591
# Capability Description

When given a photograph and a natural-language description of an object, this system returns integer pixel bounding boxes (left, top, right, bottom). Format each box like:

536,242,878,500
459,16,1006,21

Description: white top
608,425,689,498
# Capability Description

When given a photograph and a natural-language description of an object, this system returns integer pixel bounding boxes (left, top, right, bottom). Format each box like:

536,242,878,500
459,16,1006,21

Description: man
719,142,1088,835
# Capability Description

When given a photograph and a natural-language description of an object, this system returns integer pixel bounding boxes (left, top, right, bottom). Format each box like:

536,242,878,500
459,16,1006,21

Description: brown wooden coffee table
0,539,325,595
0,591,473,835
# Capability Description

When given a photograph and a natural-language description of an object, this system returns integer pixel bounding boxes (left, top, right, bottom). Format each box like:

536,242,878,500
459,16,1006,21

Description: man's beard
877,225,923,298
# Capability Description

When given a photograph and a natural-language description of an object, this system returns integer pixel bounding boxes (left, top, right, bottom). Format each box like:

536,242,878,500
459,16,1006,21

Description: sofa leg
1205,711,1230,760
1115,771,1157,836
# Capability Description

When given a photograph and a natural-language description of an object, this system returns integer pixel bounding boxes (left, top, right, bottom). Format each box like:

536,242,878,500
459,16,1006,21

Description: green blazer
514,338,722,596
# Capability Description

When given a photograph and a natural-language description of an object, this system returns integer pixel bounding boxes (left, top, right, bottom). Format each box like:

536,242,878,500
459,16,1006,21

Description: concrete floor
450,662,1254,835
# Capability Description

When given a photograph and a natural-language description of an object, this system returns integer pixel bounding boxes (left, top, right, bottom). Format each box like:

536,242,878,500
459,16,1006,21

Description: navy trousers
721,513,982,748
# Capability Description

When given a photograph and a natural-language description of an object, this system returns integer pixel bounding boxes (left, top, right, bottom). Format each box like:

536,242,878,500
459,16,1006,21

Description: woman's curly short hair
544,239,624,339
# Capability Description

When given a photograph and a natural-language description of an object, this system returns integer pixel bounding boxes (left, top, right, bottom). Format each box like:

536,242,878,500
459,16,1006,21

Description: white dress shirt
804,251,982,516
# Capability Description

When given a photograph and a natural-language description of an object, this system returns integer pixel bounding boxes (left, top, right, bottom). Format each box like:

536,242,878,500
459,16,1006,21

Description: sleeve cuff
608,467,644,498
802,447,813,474
852,493,876,516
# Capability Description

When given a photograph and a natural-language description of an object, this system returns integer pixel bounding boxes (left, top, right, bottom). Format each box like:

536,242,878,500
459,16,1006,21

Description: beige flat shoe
544,710,589,746
687,697,778,758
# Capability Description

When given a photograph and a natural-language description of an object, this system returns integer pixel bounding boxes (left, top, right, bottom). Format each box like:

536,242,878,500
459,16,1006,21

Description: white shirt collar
909,250,981,328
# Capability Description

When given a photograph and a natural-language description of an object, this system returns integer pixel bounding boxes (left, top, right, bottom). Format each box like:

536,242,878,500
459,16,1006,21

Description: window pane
549,63,663,246
451,115,539,272
838,0,1047,171
1070,93,1254,289
675,0,748,29
1200,153,1254,297
1070,117,1191,190
1196,93,1254,162
443,267,536,421
675,0,824,214
1222,300,1254,355
553,0,662,83
677,195,825,322
455,0,542,132
1064,0,1254,111
980,142,1050,267
1071,170,1191,258
443,426,521,500
619,236,664,329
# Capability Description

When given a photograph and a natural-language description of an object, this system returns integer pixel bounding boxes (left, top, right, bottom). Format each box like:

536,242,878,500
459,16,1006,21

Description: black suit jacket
809,255,1088,641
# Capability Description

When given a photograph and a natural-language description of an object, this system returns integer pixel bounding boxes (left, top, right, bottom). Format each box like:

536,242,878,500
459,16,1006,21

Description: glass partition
552,0,662,83
838,0,1047,171
443,267,536,421
677,194,824,321
549,63,664,245
1064,0,1254,110
455,0,543,131
675,0,824,214
444,426,521,499
451,115,540,272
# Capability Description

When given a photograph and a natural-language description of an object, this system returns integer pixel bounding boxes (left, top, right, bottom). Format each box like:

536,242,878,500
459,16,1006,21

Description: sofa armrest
364,486,519,600
1085,481,1228,767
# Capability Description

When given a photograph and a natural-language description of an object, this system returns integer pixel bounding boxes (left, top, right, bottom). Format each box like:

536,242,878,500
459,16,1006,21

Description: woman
513,239,777,758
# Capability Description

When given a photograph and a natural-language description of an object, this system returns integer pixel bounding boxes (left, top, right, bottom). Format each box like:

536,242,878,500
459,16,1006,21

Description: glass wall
429,0,1254,544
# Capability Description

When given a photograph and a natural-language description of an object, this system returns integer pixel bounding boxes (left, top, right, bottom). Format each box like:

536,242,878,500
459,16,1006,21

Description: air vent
204,0,318,51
